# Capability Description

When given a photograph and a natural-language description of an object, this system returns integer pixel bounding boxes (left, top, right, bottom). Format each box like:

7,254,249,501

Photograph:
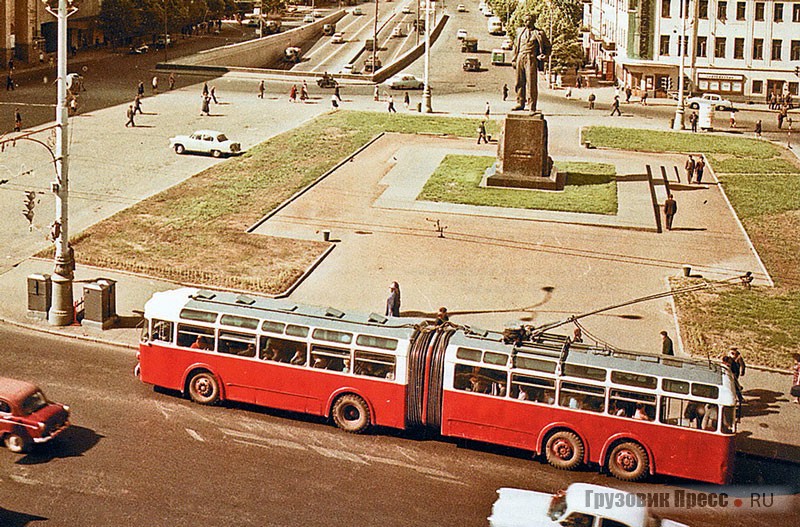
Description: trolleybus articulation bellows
138,287,739,484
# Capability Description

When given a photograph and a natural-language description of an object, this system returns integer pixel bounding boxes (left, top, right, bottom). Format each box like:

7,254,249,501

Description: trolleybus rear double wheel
544,430,584,470
188,371,220,405
607,441,649,481
332,394,370,434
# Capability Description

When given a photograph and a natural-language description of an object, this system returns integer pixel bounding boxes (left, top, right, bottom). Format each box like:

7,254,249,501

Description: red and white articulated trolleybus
138,288,737,484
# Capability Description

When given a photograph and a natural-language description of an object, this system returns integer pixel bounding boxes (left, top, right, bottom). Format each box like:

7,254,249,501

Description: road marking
154,400,173,419
221,427,308,450
186,428,205,442
9,473,39,486
309,445,369,464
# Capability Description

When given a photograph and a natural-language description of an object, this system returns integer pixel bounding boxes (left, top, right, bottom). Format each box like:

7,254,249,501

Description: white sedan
457,4,466,11
501,38,513,50
402,6,412,13
386,74,424,90
331,32,345,43
457,29,468,40
170,130,242,158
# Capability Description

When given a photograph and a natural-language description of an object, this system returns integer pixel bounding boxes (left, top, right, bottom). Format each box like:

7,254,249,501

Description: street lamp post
422,0,432,112
43,0,77,326
547,0,553,89
163,0,169,62
672,0,687,130
372,0,379,77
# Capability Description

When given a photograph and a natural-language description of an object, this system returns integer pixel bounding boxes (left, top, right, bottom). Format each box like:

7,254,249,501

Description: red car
0,376,70,453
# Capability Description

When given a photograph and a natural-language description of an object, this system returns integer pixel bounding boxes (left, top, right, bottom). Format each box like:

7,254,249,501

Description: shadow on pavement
741,388,784,418
0,508,48,527
15,425,103,465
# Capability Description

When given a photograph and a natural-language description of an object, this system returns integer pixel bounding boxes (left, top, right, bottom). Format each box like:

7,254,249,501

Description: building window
697,36,708,57
753,38,764,60
774,3,784,22
699,0,709,18
736,1,746,20
660,35,671,56
752,80,763,94
714,37,727,58
772,39,783,61
755,2,765,20
794,4,800,22
662,0,671,18
788,82,798,96
734,38,745,59
792,40,800,61
718,1,728,20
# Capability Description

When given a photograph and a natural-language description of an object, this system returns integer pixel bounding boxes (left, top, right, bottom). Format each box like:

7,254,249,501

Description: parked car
488,483,690,527
283,46,302,63
317,74,338,88
456,29,468,40
0,376,70,453
386,74,424,90
170,130,242,158
364,55,383,72
303,14,314,23
129,43,149,54
353,7,363,15
501,38,513,50
312,9,322,17
391,26,405,38
461,37,478,53
331,32,345,44
402,6,413,13
463,57,481,71
323,23,336,36
154,34,172,48
686,93,733,110
457,4,467,12
341,63,360,74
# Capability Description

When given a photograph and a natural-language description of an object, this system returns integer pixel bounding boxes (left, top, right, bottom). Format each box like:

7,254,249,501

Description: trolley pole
46,0,76,326
422,0,432,113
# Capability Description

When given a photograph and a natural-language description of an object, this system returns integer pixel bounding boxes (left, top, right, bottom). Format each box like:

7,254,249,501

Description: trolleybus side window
311,345,351,372
259,335,306,363
662,378,690,394
151,319,174,342
354,350,396,379
660,396,720,431
180,309,218,323
511,374,555,404
219,331,257,357
484,351,508,366
356,334,398,351
261,320,286,334
515,356,557,374
454,364,507,396
559,381,605,412
609,388,656,420
610,370,657,390
286,324,309,338
562,364,607,382
456,347,482,362
312,328,353,345
691,383,719,399
220,314,259,330
177,324,215,350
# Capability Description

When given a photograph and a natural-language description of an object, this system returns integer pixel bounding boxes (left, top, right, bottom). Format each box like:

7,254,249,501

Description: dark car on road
463,57,481,71
0,376,70,453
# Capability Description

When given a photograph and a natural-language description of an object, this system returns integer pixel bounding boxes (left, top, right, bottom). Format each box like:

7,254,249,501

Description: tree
98,0,141,46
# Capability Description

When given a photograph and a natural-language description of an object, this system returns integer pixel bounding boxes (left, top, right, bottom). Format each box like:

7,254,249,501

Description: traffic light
23,191,36,225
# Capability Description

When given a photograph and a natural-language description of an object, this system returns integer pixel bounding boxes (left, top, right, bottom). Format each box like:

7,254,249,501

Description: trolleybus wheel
544,430,584,470
332,394,370,434
4,432,30,454
188,372,220,405
607,441,649,481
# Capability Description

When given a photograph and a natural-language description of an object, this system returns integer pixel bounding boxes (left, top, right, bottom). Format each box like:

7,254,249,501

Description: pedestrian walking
787,118,793,149
685,155,696,182
610,96,621,116
588,92,596,109
13,108,22,132
137,80,144,96
755,119,762,138
374,85,380,101
477,120,488,144
663,193,677,230
331,93,339,108
641,91,648,105
790,353,800,404
300,84,308,101
133,94,143,115
69,97,78,115
485,101,491,118
210,86,218,104
168,72,175,90
202,82,209,96
690,111,698,132
335,85,342,102
6,72,14,91
387,95,396,113
729,110,736,128
694,157,705,184
258,80,265,99
7,58,13,71
625,86,632,103
125,105,135,127
39,50,44,63
575,76,582,89
565,88,572,99
289,84,297,102
660,331,674,356
730,348,746,379
502,83,508,101
385,282,401,317
778,105,788,129
403,91,410,109
151,75,158,93
48,56,54,69
200,95,211,116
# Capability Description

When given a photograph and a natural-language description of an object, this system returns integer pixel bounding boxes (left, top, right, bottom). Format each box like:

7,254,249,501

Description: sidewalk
0,72,797,467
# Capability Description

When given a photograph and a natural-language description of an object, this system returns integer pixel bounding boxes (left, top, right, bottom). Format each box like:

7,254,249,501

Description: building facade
584,0,800,101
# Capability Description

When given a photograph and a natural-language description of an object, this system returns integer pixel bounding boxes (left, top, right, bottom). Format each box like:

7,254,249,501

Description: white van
488,17,504,35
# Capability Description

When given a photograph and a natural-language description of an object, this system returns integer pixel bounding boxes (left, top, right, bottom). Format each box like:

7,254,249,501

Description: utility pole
672,0,687,130
422,0,432,112
163,0,169,62
43,0,77,326
547,0,553,89
259,0,264,38
372,0,379,76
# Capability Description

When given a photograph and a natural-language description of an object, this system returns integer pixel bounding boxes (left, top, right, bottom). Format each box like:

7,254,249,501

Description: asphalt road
1,326,797,526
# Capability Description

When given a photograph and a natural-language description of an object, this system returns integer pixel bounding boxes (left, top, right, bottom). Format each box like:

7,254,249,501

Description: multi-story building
1,0,102,67
584,0,800,101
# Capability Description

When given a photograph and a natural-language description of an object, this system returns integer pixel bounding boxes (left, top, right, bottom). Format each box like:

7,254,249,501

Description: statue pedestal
484,111,564,191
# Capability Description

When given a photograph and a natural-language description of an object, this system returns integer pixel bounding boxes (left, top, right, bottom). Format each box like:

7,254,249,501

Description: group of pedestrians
684,154,705,184
125,73,177,127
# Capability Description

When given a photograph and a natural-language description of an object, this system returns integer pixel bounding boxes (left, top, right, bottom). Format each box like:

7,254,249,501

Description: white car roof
192,130,225,136
565,483,648,526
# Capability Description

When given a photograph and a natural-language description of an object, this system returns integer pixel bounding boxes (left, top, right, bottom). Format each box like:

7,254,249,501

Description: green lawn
583,126,800,367
44,111,499,295
417,155,618,214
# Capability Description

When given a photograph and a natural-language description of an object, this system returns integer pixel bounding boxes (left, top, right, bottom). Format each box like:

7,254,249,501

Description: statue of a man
512,14,551,113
